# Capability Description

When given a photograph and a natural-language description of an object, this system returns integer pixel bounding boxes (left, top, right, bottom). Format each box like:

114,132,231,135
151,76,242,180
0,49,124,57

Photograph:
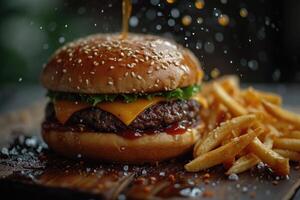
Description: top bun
41,33,203,94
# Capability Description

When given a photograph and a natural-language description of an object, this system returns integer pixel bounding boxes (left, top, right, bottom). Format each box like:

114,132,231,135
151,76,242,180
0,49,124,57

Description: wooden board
0,85,300,200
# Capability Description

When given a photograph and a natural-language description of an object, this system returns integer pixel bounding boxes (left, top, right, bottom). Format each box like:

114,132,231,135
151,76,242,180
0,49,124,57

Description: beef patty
45,99,200,133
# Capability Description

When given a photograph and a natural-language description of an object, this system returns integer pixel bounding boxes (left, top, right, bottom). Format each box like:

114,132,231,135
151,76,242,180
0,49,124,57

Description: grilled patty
45,99,200,133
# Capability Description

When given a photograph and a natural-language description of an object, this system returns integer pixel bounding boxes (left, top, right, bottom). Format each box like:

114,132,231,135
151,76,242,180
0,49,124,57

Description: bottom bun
42,126,201,164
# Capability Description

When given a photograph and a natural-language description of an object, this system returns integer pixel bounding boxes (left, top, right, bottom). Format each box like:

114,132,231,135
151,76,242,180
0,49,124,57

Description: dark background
0,0,299,84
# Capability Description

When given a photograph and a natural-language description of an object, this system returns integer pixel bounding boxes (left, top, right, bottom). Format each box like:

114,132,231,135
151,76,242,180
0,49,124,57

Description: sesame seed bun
41,125,201,163
41,33,203,94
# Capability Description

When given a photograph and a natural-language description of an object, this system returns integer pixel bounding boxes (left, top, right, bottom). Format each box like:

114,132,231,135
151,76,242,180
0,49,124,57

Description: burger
41,33,204,163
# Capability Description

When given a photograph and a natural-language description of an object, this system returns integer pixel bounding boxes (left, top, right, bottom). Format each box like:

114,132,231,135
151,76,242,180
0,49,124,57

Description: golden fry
226,153,260,175
247,137,290,176
194,114,256,157
273,138,300,152
186,128,263,172
262,101,300,128
285,131,300,139
213,83,247,116
273,149,300,161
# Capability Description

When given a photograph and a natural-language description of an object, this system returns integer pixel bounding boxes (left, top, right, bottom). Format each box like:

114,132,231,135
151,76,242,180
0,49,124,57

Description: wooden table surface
0,84,299,200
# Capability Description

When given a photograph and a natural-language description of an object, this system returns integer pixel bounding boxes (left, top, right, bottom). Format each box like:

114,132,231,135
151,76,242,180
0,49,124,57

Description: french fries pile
185,76,300,176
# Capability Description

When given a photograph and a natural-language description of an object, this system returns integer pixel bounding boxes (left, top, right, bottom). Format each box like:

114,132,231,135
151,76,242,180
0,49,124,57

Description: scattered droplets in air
220,0,228,4
240,58,247,66
272,69,281,81
18,77,23,82
213,8,222,17
239,8,248,18
166,0,176,4
94,23,97,27
182,15,192,26
194,0,205,10
64,24,68,28
157,11,163,17
58,36,65,44
150,0,160,6
248,60,259,71
204,41,215,53
156,24,162,30
196,17,204,24
168,19,176,27
211,68,220,78
214,32,224,42
218,14,230,26
171,8,180,18
223,49,228,54
196,41,202,49
129,16,139,27
146,9,156,20
39,26,43,30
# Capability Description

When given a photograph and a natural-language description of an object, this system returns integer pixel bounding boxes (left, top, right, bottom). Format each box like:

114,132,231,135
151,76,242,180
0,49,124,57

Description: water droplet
204,41,215,53
182,15,192,26
248,60,259,71
218,14,230,26
239,8,248,18
195,0,205,10
129,16,139,27
214,32,224,42
196,17,203,24
18,77,23,82
59,36,65,44
168,19,175,27
171,8,180,18
156,24,162,30
272,69,281,81
166,0,176,4
150,0,159,5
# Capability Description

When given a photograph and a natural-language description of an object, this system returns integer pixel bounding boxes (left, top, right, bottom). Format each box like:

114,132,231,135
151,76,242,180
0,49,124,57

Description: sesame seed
101,61,105,64
51,76,54,81
90,71,95,75
108,81,114,85
78,59,82,63
85,79,89,85
137,75,143,80
62,69,67,73
110,66,115,69
154,84,159,87
120,52,125,57
88,56,93,59
93,61,99,66
68,77,72,82
132,88,137,92
57,59,62,63
147,70,152,74
124,72,129,77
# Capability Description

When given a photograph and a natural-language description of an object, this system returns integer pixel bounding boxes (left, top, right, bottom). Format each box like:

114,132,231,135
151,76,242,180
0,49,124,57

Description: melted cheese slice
54,97,163,125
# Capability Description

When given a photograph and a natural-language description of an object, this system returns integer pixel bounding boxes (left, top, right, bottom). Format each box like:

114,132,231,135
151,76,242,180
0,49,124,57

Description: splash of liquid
121,0,132,39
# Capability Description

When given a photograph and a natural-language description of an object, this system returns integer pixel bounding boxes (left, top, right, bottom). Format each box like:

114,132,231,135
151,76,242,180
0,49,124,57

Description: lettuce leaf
47,84,201,104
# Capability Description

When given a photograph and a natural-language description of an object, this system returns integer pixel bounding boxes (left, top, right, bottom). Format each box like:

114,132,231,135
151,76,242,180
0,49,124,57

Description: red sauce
164,123,187,135
119,122,188,139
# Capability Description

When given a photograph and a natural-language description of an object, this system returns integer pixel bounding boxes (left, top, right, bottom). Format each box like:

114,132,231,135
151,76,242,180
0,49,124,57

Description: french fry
213,83,247,116
186,128,263,172
194,114,257,157
254,90,282,105
262,101,300,128
285,131,300,139
242,87,282,106
247,137,290,176
263,134,274,149
226,154,260,175
273,138,300,152
202,75,240,96
273,149,300,161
